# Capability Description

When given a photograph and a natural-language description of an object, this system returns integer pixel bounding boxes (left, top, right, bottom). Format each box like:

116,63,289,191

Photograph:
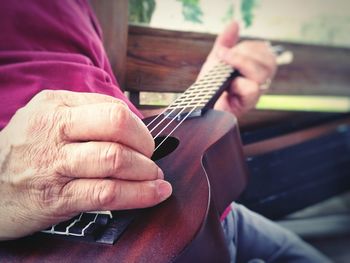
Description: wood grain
126,26,212,95
91,0,129,88
126,25,350,102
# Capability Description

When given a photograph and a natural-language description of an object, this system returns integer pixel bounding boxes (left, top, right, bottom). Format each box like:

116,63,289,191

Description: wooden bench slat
126,25,350,105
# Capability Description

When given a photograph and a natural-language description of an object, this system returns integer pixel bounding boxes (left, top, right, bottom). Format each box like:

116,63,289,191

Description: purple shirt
0,0,141,129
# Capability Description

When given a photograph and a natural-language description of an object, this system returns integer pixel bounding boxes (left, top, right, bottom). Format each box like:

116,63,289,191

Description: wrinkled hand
199,21,277,117
0,90,172,240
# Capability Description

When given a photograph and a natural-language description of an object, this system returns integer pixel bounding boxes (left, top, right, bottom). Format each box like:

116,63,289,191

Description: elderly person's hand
0,90,172,240
199,21,277,117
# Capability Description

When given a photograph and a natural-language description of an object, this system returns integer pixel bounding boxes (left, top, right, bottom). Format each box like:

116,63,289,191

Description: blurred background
130,0,350,47
129,0,350,111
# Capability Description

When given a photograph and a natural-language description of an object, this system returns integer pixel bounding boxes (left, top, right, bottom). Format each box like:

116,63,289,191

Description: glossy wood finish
0,110,248,262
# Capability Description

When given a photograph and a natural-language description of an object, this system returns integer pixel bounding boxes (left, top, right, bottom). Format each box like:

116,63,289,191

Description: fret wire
194,81,227,86
172,103,207,108
81,213,99,236
193,79,228,87
191,85,225,90
65,213,85,236
167,105,206,111
176,95,215,101
42,212,84,236
171,101,209,106
172,98,214,106
177,94,214,100
171,100,210,105
178,92,216,98
171,100,209,106
172,98,213,105
181,89,217,94
88,210,113,218
197,82,225,87
42,210,113,237
176,95,216,101
170,98,215,104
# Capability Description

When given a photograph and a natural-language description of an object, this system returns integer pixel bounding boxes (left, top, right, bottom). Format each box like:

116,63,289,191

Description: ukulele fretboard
164,62,236,120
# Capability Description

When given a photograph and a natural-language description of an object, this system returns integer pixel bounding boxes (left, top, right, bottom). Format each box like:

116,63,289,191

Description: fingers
214,21,240,50
229,76,260,102
206,21,239,65
214,77,260,117
61,178,173,213
59,141,163,180
220,41,277,84
198,21,239,80
229,77,260,114
60,102,154,158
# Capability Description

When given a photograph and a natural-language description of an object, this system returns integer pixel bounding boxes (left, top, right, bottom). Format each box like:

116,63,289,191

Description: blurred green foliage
240,0,257,27
129,0,258,27
177,0,203,24
129,0,156,24
222,3,234,24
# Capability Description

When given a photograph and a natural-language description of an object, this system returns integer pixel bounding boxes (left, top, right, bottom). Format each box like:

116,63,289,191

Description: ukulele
0,62,248,262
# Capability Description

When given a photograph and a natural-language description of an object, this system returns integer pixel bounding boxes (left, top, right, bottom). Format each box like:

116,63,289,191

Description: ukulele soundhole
152,136,179,161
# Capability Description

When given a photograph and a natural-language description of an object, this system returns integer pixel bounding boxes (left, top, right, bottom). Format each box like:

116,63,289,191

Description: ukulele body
0,110,248,262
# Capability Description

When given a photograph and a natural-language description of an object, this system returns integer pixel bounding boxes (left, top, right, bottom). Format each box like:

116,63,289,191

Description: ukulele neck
164,62,238,121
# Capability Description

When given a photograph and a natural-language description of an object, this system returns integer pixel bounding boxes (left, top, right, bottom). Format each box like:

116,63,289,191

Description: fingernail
157,168,164,179
157,180,172,201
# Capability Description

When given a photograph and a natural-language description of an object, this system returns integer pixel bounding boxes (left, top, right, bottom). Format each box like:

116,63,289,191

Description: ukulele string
153,86,210,152
153,85,235,151
145,89,195,129
146,85,201,134
154,104,201,153
146,63,227,134
151,82,205,140
146,86,200,132
152,106,187,139
150,62,234,152
148,106,180,134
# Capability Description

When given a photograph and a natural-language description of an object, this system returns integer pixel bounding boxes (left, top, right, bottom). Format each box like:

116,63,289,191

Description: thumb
214,21,240,49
